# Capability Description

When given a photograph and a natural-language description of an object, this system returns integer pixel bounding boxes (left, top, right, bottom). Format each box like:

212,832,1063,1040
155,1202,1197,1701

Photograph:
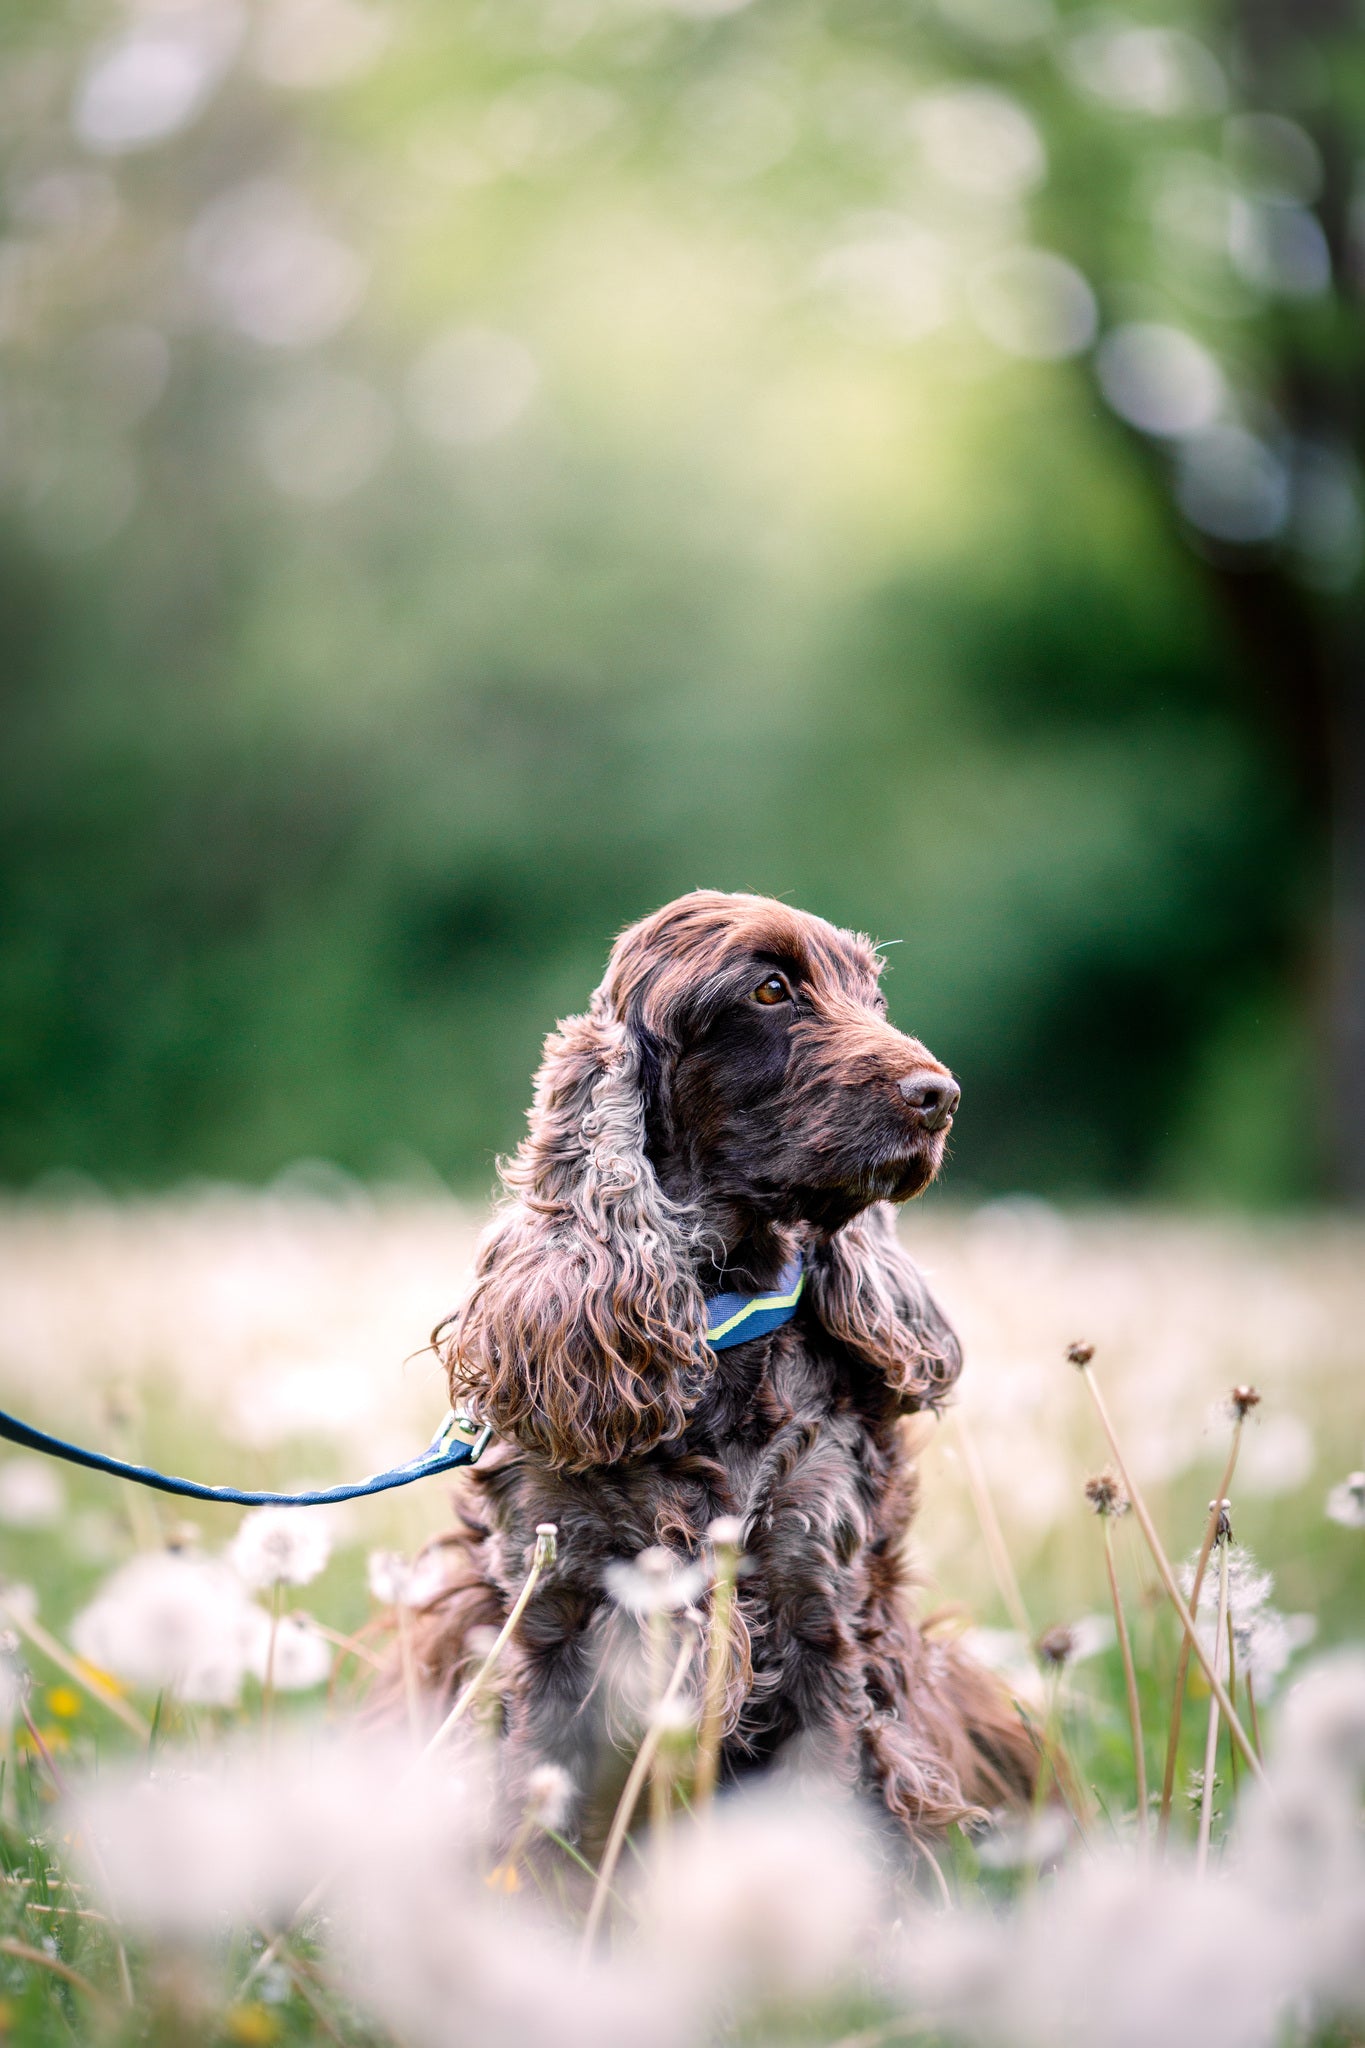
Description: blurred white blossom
605,1546,705,1615
71,1552,260,1705
1326,1471,1365,1529
367,1547,449,1608
637,1783,882,2009
1183,1545,1312,1697
248,1613,331,1690
0,1456,65,1528
230,1506,332,1589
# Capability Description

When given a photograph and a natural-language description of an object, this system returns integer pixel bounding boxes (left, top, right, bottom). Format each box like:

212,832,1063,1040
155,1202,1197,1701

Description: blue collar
704,1253,804,1351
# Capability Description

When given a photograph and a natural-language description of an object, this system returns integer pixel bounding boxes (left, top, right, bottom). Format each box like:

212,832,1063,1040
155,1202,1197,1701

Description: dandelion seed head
707,1515,744,1550
0,1583,39,1625
1326,1471,1365,1529
1037,1623,1075,1667
1084,1470,1128,1517
1066,1340,1095,1367
248,1614,331,1691
367,1548,448,1608
605,1546,705,1614
229,1506,332,1590
1230,1385,1262,1420
522,1764,574,1833
71,1553,261,1706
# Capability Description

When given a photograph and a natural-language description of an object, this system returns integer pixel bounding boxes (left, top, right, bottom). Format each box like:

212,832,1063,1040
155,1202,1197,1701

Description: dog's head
442,891,962,1469
606,890,959,1234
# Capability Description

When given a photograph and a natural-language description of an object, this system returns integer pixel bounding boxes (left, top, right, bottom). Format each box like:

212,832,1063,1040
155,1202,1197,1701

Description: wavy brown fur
411,890,1035,1848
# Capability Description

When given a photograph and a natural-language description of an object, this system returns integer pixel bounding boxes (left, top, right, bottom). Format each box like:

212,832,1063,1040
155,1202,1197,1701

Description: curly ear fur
808,1201,962,1409
440,999,709,1471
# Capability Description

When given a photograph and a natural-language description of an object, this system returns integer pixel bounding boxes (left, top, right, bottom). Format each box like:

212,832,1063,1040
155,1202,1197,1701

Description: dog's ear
807,1201,961,1409
440,1000,707,1471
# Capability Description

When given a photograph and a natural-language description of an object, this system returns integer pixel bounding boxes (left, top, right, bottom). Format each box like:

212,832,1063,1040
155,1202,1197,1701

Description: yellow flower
222,2005,281,2046
485,1861,521,1894
18,1723,69,1756
46,1686,81,1719
75,1659,125,1697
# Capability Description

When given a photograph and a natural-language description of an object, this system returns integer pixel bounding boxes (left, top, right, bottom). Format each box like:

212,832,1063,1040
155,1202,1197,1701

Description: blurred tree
0,0,1352,1201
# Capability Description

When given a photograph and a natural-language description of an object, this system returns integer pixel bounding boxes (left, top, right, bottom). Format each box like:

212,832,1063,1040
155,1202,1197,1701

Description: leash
0,1404,494,1508
0,1255,805,1508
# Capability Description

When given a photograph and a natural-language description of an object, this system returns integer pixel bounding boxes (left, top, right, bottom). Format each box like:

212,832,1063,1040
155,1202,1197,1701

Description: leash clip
447,1412,495,1465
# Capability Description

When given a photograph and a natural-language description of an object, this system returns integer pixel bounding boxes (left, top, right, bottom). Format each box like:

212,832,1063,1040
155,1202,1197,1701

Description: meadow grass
0,1192,1360,2046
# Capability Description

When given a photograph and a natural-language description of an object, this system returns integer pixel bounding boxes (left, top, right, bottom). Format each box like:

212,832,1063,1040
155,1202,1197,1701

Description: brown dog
413,891,1033,1849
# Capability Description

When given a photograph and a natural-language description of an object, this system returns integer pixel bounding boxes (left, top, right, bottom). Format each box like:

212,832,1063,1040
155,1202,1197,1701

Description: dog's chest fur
474,1307,911,1776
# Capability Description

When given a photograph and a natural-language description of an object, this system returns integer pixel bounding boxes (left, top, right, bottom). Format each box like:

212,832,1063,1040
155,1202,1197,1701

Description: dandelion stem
1157,1419,1245,1843
919,1837,952,1910
293,1612,383,1673
955,1415,1032,1641
1225,1603,1239,1798
1102,1515,1148,1846
0,1596,148,1741
1196,1532,1230,1875
647,1608,671,1846
694,1532,740,1809
421,1524,558,1761
582,1630,696,1959
0,1935,113,2017
1073,1362,1265,1786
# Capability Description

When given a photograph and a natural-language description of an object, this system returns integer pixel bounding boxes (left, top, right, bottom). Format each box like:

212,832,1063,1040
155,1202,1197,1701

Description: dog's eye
752,974,792,1006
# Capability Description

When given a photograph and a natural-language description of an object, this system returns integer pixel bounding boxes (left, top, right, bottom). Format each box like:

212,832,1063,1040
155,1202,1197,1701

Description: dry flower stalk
1087,1471,1147,1843
1158,1390,1258,1841
422,1523,558,1759
1068,1349,1266,1787
694,1518,743,1809
582,1629,697,1956
0,1592,149,1741
954,1414,1032,1641
1196,1505,1234,1875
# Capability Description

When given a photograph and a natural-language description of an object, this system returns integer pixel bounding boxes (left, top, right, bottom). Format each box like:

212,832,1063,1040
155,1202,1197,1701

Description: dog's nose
897,1071,960,1132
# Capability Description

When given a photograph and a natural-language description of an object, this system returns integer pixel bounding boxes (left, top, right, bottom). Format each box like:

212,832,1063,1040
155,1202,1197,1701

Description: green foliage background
1,0,1344,1202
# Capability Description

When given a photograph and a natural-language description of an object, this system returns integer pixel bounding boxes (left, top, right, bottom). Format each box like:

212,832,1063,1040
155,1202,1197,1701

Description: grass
0,1192,1361,2045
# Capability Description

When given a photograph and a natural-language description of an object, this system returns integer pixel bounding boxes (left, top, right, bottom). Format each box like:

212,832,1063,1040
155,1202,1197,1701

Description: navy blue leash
0,1405,493,1508
0,1255,804,1508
